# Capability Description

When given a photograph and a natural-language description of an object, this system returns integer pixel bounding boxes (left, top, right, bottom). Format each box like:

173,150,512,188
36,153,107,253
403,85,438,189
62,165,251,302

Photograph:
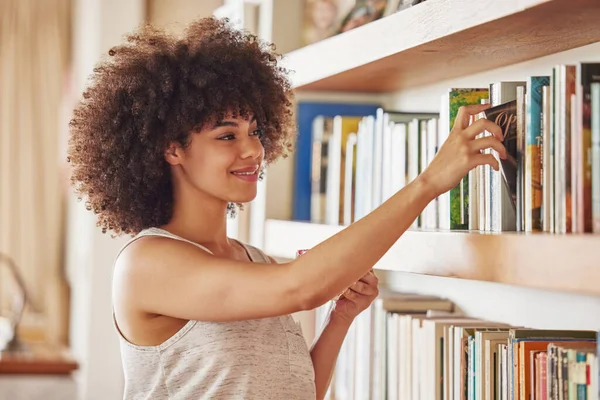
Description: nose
239,134,263,161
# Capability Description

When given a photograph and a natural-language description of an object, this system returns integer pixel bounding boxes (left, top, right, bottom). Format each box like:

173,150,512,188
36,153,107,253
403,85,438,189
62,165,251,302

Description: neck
161,181,231,249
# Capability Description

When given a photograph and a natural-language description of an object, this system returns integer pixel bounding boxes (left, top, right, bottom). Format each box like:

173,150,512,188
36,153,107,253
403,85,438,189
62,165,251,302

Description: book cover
489,81,525,232
525,76,550,232
447,88,490,230
484,100,519,215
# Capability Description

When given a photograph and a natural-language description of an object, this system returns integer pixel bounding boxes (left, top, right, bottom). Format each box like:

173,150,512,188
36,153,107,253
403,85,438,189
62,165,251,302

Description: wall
67,0,145,399
146,0,224,34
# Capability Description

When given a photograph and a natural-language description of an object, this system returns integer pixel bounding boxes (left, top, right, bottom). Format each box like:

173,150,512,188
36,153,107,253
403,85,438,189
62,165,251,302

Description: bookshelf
264,220,600,297
261,1,600,397
282,0,600,92
262,0,600,298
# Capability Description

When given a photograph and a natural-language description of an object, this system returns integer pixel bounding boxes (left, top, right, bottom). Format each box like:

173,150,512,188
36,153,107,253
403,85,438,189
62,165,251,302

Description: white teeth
233,171,255,176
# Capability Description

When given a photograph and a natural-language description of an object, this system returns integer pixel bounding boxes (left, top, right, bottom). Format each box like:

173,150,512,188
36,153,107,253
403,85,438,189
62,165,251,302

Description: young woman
67,17,505,400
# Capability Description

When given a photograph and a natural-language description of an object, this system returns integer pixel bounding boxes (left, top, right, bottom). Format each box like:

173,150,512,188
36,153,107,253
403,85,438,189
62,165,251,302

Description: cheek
186,145,235,179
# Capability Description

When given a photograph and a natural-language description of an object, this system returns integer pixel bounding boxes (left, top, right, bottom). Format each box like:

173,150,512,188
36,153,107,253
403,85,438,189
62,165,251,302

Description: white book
372,108,385,208
408,119,420,229
381,120,394,203
391,123,407,194
386,313,399,400
355,120,366,221
344,133,357,226
364,116,375,217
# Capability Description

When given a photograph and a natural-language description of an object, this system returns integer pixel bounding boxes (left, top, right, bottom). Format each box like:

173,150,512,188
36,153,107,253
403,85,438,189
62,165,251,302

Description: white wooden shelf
282,0,600,92
263,219,600,296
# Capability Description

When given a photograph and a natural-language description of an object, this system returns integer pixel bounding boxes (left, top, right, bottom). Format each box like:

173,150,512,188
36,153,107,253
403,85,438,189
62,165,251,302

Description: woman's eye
218,133,235,140
252,128,264,138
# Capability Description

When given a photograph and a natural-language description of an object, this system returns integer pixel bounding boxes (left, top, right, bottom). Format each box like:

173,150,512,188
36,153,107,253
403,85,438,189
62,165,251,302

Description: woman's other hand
332,269,379,323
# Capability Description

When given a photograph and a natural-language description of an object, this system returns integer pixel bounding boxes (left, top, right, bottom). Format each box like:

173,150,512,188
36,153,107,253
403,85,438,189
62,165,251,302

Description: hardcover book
484,100,519,214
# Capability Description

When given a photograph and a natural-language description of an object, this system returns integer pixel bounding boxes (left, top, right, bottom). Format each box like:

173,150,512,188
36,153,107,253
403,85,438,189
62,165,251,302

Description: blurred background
0,0,411,398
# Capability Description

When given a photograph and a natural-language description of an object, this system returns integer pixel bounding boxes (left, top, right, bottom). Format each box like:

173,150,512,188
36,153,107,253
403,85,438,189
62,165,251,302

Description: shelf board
282,0,600,93
263,219,600,296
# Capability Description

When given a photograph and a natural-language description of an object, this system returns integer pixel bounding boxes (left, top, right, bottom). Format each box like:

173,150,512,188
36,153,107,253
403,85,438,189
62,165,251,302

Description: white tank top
113,227,316,399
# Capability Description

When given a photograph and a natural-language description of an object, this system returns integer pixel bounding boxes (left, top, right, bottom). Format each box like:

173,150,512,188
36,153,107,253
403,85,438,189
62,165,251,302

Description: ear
164,142,184,166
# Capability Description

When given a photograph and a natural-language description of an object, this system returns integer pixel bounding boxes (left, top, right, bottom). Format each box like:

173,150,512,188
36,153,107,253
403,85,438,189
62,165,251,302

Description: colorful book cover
448,88,489,229
525,76,550,232
484,100,518,214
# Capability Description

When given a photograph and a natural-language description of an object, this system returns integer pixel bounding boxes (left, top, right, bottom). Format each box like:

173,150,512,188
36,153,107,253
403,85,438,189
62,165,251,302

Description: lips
231,165,259,182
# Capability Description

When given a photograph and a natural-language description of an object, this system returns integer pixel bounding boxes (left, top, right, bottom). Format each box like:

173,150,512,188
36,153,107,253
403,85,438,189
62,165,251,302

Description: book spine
542,85,555,232
591,83,600,233
517,86,527,231
579,64,600,232
525,77,550,232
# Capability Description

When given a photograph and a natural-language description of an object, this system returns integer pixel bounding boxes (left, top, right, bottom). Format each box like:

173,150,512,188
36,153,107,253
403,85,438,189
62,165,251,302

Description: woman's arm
114,103,505,322
309,270,379,399
310,311,352,400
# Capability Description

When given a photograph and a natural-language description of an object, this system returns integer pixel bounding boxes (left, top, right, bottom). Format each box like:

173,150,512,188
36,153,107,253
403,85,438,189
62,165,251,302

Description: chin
228,189,258,204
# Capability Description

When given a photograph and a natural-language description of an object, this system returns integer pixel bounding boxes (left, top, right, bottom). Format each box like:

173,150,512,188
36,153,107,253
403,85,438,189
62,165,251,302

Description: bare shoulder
116,235,208,274
113,235,212,302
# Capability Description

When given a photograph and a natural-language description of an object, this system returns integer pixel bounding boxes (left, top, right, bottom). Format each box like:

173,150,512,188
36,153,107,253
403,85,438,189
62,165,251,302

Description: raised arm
114,104,505,322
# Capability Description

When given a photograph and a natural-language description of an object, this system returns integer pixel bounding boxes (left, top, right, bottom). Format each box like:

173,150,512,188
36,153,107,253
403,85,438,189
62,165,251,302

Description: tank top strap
235,241,273,264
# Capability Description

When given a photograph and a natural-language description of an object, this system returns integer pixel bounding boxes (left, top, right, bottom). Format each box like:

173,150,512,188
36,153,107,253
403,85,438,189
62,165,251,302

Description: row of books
300,61,600,233
456,63,600,233
315,291,600,400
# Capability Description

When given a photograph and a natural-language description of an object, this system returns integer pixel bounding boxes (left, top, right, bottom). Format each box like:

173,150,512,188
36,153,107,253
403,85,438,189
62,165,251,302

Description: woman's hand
332,269,379,323
418,103,507,198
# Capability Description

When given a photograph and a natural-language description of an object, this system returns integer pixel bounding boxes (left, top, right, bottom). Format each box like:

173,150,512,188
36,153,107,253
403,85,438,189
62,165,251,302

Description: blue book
293,102,380,221
525,76,550,231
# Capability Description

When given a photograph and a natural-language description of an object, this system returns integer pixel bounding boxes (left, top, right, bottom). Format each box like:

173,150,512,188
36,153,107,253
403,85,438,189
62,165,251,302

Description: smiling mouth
231,171,257,176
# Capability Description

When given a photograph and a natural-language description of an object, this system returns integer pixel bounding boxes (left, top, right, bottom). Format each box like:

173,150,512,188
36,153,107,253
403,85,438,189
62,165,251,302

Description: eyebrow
213,116,257,128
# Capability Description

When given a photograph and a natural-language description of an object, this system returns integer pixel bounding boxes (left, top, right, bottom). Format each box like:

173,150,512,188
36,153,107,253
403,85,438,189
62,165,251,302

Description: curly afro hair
68,17,295,236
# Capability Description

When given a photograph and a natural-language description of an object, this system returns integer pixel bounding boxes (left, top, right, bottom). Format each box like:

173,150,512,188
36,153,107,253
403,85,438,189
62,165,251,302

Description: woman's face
166,112,265,205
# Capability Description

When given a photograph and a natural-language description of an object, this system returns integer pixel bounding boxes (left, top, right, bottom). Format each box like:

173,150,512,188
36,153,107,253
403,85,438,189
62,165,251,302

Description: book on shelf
295,61,600,235
318,290,600,400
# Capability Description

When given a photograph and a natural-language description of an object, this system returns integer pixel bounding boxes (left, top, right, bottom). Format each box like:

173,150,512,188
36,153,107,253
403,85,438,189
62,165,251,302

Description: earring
227,202,238,219
226,202,244,219
258,167,266,181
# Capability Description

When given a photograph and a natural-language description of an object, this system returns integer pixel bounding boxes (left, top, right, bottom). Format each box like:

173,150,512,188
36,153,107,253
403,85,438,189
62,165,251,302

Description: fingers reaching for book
453,103,491,131
462,118,504,141
418,104,504,197
471,153,500,172
471,136,507,159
